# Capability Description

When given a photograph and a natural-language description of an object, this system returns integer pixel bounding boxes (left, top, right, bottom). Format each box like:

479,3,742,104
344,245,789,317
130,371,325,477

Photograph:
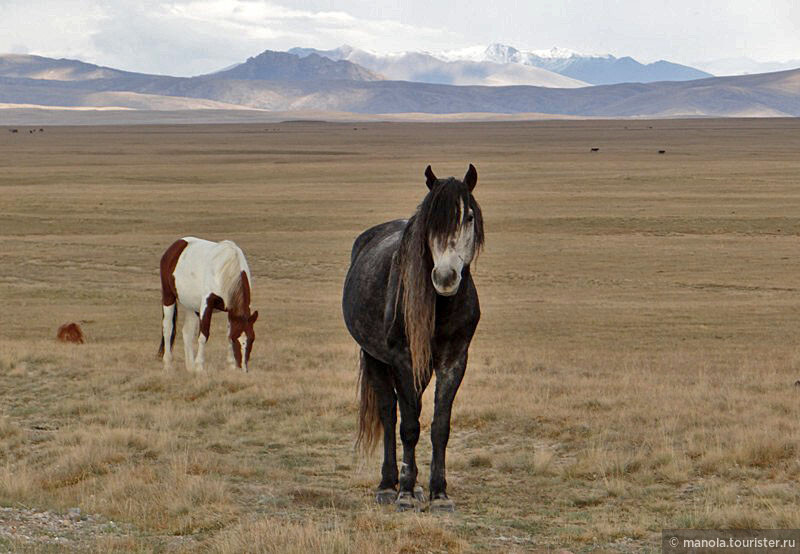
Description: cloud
2,0,107,62
160,0,465,60
1,0,799,75
0,0,466,76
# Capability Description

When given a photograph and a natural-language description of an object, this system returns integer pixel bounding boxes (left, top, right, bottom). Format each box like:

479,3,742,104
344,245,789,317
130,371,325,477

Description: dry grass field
2,118,800,552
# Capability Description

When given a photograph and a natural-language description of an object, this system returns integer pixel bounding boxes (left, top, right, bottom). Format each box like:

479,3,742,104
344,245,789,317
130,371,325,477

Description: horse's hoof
395,491,420,512
375,488,397,505
429,495,455,513
413,485,426,503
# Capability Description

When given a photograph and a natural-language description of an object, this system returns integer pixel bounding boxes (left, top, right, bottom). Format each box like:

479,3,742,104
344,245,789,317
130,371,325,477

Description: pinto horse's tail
157,305,178,359
356,351,382,454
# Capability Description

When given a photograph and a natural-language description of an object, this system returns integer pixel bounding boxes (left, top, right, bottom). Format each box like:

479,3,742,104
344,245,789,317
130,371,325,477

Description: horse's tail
157,305,178,359
356,351,382,454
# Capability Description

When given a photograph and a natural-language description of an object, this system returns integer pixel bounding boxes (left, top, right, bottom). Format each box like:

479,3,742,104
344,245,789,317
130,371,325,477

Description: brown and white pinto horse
158,237,258,372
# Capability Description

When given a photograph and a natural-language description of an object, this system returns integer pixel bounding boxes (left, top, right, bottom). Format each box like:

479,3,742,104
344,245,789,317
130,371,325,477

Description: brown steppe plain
2,118,800,552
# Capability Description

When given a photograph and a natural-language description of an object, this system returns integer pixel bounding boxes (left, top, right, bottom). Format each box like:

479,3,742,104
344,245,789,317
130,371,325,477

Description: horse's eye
467,213,474,223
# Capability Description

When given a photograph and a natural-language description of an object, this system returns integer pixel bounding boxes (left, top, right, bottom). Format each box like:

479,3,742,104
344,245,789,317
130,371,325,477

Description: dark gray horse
342,164,485,512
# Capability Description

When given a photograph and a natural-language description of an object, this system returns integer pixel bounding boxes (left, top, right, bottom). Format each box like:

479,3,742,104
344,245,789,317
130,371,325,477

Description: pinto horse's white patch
161,303,176,368
238,334,249,373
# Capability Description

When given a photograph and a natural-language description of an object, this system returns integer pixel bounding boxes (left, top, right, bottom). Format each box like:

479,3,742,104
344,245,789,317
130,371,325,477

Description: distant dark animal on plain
39,128,44,132
9,129,18,133
658,150,666,154
590,147,599,152
343,163,484,513
29,130,34,134
57,323,85,344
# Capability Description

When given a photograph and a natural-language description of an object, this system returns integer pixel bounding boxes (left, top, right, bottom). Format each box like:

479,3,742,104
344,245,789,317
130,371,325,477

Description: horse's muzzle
432,267,460,296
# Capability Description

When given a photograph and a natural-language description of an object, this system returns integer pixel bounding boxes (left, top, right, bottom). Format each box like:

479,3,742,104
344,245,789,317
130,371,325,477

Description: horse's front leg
226,319,236,369
395,375,426,511
429,354,467,512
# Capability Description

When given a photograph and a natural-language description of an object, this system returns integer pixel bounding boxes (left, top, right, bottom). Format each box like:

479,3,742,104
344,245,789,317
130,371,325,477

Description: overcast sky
3,0,799,76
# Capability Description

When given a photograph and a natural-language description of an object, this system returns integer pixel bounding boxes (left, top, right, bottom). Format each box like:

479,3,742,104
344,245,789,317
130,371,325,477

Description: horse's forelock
422,178,485,259
421,178,471,245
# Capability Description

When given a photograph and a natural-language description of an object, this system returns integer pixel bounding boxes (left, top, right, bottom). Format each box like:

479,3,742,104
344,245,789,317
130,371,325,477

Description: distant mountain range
288,45,587,88
1,50,799,118
290,43,712,86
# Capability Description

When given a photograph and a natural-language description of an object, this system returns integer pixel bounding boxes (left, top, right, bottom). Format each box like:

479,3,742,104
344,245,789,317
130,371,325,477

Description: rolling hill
0,53,136,81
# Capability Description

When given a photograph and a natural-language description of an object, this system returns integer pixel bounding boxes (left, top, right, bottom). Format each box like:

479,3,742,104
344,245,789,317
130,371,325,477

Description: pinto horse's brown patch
200,293,224,339
160,239,189,306
57,323,84,344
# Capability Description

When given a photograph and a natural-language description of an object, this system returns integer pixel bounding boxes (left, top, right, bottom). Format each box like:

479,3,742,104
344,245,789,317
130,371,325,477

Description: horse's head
421,164,484,296
229,310,258,371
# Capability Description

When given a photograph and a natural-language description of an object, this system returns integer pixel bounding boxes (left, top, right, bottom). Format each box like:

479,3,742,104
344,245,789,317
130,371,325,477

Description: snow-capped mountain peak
529,46,587,59
439,43,614,64
432,45,488,63
483,43,521,63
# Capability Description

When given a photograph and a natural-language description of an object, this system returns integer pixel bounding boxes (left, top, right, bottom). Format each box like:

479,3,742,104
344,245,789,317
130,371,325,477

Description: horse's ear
249,311,259,324
425,165,437,190
464,164,477,192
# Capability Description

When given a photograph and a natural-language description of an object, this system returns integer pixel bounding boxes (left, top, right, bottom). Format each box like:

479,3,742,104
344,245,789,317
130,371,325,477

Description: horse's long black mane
395,177,485,389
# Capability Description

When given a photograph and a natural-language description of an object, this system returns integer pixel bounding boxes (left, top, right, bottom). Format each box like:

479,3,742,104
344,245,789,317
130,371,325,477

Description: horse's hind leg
181,307,199,371
160,303,176,369
362,351,399,504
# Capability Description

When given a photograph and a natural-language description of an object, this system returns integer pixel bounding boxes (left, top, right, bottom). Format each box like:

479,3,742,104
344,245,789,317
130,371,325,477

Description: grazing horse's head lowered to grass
342,164,484,513
226,272,259,369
